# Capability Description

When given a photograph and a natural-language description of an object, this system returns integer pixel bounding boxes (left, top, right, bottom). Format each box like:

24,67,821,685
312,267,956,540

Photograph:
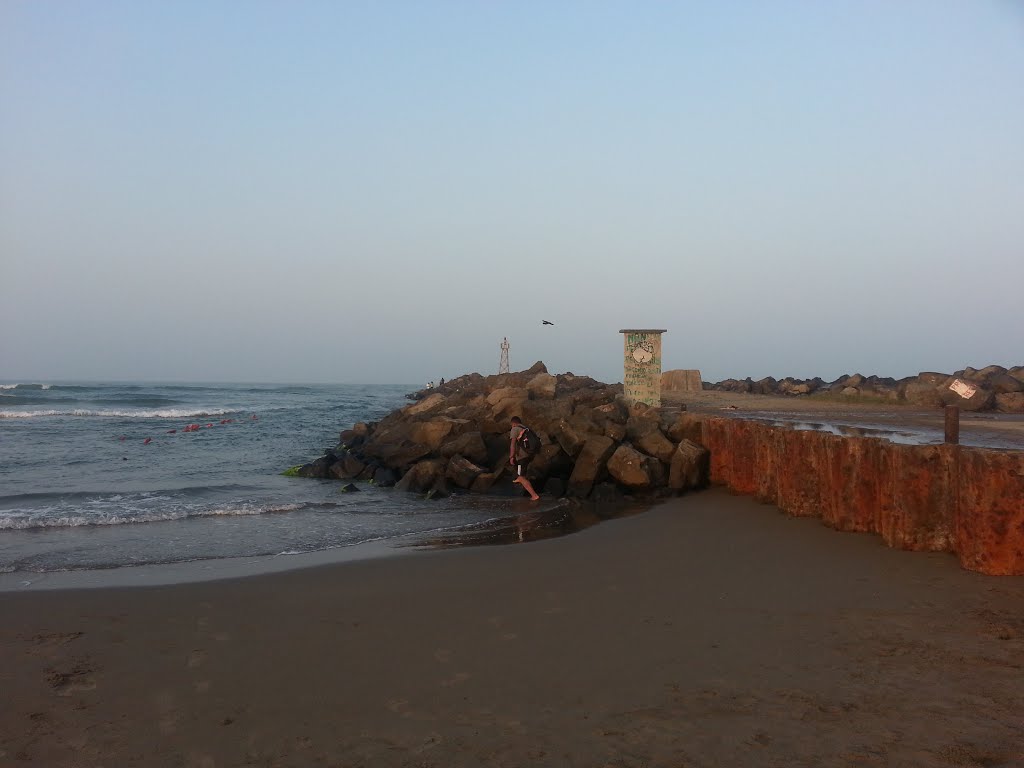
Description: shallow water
0,381,542,574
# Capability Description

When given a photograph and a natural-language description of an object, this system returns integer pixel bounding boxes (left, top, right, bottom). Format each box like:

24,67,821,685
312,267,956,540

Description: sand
664,390,1024,450
3,489,1023,767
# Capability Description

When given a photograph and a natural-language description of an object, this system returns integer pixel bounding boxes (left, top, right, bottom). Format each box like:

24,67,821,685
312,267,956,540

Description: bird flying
542,320,554,325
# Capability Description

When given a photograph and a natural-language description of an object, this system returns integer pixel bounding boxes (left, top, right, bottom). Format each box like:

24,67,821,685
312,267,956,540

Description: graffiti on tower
620,329,667,407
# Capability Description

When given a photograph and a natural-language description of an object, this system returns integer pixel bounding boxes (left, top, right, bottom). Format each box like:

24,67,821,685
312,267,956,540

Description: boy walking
509,416,541,500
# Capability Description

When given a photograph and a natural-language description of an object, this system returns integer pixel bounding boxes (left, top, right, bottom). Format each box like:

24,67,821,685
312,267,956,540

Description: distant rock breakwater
293,361,710,502
706,364,1024,413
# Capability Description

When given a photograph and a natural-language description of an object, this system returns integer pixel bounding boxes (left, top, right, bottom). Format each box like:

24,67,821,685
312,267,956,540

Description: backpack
519,426,541,455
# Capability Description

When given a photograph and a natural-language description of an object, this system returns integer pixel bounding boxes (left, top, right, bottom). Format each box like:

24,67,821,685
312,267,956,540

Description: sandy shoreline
3,489,1022,767
665,390,1024,450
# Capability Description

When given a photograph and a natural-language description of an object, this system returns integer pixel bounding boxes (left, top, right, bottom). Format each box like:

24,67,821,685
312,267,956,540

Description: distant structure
499,337,510,374
661,369,703,392
620,328,667,407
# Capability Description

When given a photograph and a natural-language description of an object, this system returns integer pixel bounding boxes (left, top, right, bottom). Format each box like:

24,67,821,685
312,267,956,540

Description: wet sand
3,489,1023,767
665,390,1024,450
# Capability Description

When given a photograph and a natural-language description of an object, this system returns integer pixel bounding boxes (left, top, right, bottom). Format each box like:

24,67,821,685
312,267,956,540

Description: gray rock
607,444,654,490
445,455,486,489
566,435,616,498
636,429,676,464
396,459,446,494
669,440,710,491
995,392,1024,413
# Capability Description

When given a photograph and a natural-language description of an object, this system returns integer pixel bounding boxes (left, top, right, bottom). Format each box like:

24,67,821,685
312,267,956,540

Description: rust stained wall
699,417,1024,576
956,448,1024,576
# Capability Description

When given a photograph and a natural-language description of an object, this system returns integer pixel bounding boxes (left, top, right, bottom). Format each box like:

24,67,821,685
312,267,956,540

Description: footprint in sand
155,691,179,734
385,698,413,718
187,649,207,669
542,591,564,615
440,672,470,687
45,659,97,697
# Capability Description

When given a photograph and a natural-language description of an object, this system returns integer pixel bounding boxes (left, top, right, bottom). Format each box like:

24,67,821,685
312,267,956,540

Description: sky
1,1,1022,385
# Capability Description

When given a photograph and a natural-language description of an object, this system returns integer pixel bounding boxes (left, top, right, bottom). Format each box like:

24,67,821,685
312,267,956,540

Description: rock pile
294,362,710,500
705,364,1024,413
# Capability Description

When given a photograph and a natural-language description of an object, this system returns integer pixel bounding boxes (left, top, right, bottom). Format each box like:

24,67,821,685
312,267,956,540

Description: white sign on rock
949,379,978,400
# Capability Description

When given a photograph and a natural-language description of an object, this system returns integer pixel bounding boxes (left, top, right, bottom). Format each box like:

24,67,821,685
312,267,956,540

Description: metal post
944,405,960,445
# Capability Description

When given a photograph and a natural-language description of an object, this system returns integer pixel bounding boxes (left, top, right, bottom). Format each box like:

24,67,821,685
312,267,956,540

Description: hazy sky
2,1,1022,385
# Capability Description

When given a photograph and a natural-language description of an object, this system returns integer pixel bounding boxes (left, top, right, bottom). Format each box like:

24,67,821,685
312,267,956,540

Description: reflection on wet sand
413,498,648,549
758,419,924,444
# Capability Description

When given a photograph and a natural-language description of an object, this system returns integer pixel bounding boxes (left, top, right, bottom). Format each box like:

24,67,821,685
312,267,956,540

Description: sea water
0,381,521,575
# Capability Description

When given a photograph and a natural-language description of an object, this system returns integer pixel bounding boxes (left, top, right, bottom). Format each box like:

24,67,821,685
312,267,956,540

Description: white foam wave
0,383,51,389
0,503,304,530
0,408,233,419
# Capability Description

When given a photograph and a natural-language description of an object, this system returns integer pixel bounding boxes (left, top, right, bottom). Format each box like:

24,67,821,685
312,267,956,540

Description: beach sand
2,489,1023,767
665,390,1024,450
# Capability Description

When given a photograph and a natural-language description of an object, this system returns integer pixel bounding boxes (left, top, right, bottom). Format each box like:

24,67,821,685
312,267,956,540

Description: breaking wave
0,501,306,530
0,408,234,419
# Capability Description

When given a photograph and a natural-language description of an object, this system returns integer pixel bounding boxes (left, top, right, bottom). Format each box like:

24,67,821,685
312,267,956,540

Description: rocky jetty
293,362,710,500
705,364,1024,413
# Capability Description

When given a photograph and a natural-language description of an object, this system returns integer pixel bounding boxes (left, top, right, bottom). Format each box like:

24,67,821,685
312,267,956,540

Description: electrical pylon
499,337,510,374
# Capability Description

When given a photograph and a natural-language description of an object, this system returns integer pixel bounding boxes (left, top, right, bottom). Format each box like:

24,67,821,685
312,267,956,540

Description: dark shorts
516,454,533,475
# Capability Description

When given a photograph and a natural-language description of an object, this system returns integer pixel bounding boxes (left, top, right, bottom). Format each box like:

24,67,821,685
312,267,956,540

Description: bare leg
514,475,540,501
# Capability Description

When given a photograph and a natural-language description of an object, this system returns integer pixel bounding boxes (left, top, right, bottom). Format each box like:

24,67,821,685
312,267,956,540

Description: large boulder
360,438,432,468
527,443,574,482
408,418,460,450
940,377,995,412
526,372,557,400
329,452,366,479
490,393,529,418
445,455,486,489
607,445,655,490
404,393,446,416
296,455,335,479
661,369,703,392
593,400,627,425
902,380,943,408
604,421,626,442
636,429,676,464
519,399,574,437
917,372,950,386
625,408,662,441
668,440,710,491
469,469,505,494
778,378,815,396
665,413,704,444
554,419,586,458
995,392,1024,413
439,432,489,464
372,466,399,487
566,436,616,498
989,373,1024,394
486,387,521,406
396,459,446,493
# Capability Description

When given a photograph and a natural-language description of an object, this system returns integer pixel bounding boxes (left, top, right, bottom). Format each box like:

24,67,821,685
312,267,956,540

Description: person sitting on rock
509,416,540,501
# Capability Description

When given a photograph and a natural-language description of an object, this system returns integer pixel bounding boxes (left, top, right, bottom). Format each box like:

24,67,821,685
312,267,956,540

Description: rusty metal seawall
699,417,1024,576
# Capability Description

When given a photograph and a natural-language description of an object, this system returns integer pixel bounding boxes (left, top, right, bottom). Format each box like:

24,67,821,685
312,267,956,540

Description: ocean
0,381,534,579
